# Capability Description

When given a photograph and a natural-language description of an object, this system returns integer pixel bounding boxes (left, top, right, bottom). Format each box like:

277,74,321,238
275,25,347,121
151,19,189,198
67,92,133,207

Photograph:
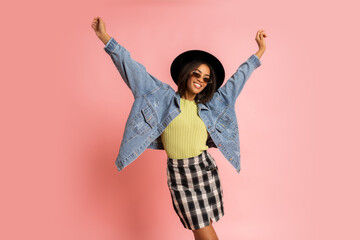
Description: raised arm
103,37,164,97
91,17,164,98
217,54,261,105
216,29,266,105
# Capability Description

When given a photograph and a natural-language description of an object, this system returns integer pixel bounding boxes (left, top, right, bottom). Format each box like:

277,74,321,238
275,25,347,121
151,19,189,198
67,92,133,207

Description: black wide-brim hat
170,50,225,90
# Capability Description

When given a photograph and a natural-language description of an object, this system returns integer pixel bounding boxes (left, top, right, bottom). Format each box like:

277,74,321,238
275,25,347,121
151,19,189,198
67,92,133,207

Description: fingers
91,17,100,31
256,31,260,40
255,30,267,42
91,17,101,24
91,17,103,29
258,29,267,38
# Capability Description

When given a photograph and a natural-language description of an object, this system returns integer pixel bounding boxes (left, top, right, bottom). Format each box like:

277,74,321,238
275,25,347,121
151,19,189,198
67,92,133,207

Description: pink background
1,0,360,239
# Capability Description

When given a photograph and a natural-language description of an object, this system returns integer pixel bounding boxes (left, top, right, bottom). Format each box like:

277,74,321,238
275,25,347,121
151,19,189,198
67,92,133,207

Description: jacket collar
175,92,181,108
198,102,209,110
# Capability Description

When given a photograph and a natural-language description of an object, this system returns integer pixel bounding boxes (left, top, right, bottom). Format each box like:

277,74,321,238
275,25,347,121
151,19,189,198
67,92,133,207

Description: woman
91,16,266,240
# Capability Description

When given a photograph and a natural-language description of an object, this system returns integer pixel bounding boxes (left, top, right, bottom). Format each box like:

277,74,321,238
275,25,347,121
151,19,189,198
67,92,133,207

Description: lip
193,81,202,89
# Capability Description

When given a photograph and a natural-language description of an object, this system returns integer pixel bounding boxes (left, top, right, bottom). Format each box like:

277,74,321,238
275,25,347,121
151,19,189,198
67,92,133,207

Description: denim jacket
104,37,261,174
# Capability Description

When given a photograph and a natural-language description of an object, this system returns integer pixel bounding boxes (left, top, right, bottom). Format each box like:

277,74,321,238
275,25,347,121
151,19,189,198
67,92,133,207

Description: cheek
187,79,193,88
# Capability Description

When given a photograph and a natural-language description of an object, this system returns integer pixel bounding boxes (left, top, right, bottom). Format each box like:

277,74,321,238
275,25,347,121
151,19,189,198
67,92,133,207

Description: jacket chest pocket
215,114,237,140
131,104,157,135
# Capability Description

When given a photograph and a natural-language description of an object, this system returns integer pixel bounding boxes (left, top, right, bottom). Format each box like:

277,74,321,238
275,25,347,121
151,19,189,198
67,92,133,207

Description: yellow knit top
160,97,209,159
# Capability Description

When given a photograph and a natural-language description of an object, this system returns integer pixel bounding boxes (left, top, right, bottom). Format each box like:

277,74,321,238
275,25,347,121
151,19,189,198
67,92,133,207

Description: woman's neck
181,92,196,101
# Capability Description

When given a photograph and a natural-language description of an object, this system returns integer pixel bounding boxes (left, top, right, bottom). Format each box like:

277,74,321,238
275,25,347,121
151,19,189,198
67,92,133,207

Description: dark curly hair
175,60,217,104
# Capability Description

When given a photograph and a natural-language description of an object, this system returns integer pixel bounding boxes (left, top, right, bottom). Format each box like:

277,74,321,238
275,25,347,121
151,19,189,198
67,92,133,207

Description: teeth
194,82,201,88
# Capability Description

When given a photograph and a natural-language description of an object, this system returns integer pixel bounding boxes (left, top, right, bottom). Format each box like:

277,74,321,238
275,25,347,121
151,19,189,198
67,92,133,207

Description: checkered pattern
166,150,224,230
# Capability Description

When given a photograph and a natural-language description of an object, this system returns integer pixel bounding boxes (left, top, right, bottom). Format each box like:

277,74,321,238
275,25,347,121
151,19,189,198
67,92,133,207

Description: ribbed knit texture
161,98,209,159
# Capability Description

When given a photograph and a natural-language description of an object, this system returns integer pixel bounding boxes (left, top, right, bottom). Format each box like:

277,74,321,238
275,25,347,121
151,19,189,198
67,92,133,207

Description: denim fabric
104,37,261,173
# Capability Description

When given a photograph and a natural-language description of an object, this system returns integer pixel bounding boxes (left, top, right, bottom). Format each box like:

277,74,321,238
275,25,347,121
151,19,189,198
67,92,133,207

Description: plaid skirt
166,149,224,230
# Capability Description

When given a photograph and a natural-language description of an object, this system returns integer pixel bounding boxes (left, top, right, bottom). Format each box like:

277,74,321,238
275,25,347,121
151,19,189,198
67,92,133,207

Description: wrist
99,33,111,45
258,47,265,52
255,49,265,59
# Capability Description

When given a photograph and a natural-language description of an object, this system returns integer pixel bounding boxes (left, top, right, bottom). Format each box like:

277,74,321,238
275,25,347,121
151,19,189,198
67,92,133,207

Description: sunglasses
190,71,212,84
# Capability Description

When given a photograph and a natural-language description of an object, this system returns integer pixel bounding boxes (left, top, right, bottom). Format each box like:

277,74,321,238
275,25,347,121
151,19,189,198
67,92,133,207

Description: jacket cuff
104,37,117,55
249,54,262,69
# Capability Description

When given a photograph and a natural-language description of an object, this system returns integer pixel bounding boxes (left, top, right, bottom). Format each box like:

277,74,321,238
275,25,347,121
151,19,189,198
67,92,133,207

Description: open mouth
193,82,202,89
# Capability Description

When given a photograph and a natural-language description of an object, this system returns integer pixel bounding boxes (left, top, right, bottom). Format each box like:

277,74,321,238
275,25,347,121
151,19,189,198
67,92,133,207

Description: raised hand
91,17,111,45
255,29,267,50
255,29,267,59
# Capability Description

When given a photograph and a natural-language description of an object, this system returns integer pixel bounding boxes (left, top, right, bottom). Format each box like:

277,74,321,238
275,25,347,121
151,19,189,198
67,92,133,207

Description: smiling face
185,63,211,99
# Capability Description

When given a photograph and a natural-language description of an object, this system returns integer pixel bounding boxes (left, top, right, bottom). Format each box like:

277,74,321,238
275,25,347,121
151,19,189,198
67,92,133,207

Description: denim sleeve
217,54,261,105
104,37,164,98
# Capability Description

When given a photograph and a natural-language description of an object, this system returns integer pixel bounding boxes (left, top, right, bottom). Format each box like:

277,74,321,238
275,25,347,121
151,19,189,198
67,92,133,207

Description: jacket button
218,144,221,147
208,126,210,129
229,158,232,161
